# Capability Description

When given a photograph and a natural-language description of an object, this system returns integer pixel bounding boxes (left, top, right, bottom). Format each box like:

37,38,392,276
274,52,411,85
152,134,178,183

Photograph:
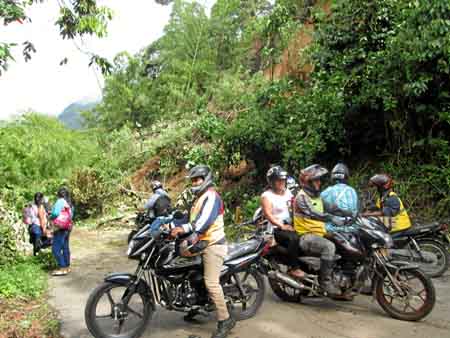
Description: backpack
53,206,73,230
22,204,34,225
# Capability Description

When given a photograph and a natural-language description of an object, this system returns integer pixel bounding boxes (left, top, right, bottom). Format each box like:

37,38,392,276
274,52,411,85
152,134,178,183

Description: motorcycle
252,211,436,321
390,221,450,278
127,210,155,243
85,220,268,338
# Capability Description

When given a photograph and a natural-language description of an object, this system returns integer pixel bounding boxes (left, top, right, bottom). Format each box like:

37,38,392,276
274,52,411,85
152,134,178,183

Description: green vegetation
3,0,450,222
0,257,48,299
2,1,450,330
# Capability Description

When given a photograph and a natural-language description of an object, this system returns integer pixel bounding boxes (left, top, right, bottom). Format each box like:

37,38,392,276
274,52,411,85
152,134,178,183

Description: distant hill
58,101,97,129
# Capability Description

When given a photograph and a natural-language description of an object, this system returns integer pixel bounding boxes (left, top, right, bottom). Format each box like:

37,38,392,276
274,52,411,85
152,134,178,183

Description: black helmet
299,164,328,197
266,166,288,189
331,163,350,183
151,180,163,192
187,165,213,196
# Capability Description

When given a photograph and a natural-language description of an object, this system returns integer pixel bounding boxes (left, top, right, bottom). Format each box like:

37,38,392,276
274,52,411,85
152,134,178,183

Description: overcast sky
0,0,215,120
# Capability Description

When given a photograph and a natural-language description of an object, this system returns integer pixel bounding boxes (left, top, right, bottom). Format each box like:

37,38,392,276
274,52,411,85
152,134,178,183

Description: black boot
320,258,341,296
183,310,199,323
33,239,42,256
211,316,236,338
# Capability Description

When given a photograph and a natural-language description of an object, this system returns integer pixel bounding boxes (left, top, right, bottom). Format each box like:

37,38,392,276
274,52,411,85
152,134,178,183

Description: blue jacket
321,183,359,233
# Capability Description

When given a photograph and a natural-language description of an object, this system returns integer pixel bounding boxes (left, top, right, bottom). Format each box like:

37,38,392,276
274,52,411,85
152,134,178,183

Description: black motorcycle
390,222,450,278
85,222,268,338
127,211,155,243
256,214,435,321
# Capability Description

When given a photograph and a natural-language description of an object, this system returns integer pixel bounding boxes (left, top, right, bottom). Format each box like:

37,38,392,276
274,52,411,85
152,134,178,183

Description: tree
0,0,113,75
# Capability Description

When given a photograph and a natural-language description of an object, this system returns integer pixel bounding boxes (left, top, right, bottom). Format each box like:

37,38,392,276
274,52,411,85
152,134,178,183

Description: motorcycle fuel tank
329,232,365,260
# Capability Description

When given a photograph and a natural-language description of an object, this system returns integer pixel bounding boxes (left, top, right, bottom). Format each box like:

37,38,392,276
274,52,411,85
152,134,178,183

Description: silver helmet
187,165,213,196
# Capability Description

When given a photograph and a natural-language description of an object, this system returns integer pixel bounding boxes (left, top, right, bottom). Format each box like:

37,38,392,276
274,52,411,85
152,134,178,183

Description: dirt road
49,228,450,338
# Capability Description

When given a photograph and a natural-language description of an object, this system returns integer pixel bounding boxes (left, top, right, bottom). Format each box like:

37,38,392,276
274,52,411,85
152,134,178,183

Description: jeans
149,216,174,236
299,233,336,261
52,230,71,268
274,229,300,267
149,215,188,237
30,224,42,242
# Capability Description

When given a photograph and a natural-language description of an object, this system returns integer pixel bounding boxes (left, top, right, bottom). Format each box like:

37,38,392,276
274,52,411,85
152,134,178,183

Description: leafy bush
0,199,26,266
69,168,109,218
0,221,19,266
0,257,47,299
0,114,99,211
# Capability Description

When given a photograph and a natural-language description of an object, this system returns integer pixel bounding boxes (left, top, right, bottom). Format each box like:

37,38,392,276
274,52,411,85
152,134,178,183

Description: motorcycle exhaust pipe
268,271,305,290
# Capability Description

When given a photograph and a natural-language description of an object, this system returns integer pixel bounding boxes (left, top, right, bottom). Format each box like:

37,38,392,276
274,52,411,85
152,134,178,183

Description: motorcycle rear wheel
375,268,435,321
416,239,449,278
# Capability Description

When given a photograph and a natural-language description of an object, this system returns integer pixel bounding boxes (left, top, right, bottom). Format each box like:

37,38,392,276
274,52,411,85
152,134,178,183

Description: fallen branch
96,213,136,228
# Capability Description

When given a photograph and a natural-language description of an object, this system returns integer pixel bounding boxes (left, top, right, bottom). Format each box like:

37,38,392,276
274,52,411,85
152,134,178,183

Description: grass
0,257,48,299
0,254,61,338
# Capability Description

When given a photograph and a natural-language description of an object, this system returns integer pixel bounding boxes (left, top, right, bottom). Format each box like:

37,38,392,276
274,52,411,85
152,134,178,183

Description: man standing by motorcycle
321,163,359,233
362,174,412,233
170,165,236,338
293,164,341,296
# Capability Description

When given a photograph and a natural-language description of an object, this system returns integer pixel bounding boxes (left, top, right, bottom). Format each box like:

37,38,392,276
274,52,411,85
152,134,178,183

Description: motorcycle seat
391,222,440,238
225,239,260,262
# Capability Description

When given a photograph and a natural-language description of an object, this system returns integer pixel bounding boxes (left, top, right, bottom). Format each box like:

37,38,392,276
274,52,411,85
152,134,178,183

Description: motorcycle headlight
382,233,394,249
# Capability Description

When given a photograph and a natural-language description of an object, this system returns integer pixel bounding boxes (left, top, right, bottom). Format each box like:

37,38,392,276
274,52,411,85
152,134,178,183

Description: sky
0,0,215,120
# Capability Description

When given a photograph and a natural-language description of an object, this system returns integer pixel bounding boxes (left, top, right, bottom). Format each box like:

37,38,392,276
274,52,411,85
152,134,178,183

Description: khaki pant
203,244,229,321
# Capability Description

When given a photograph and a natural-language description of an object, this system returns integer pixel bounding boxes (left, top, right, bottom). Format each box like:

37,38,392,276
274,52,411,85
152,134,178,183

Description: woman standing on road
51,187,74,276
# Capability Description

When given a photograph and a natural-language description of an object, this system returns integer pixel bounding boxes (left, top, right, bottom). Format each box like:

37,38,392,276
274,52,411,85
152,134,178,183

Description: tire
416,239,449,278
85,281,153,338
226,269,265,321
374,268,435,321
268,275,304,303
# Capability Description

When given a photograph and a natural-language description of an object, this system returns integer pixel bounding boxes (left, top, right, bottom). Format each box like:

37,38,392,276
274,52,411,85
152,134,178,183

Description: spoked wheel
415,240,449,278
85,282,153,338
224,269,265,321
375,268,435,321
268,265,309,303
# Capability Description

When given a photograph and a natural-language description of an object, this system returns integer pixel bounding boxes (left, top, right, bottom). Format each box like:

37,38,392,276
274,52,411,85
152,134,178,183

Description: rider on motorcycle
362,174,412,233
321,163,359,233
143,180,171,218
261,166,304,279
293,164,341,296
170,165,235,338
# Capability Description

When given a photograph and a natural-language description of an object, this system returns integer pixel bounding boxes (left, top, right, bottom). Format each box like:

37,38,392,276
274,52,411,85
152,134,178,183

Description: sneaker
51,269,68,276
211,316,236,338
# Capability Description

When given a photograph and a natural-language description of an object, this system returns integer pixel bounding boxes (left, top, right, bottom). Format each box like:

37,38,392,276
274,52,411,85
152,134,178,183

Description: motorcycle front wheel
85,281,153,338
224,269,265,321
374,268,435,321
